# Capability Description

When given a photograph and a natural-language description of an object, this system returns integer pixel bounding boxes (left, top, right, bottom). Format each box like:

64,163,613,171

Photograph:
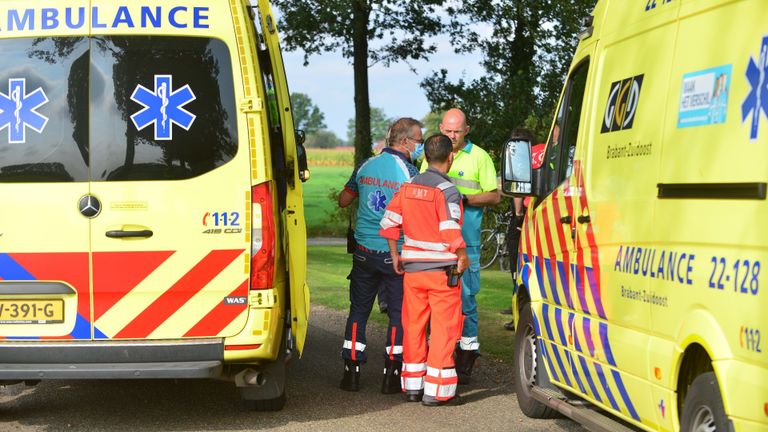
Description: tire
513,302,559,418
680,372,729,432
479,228,499,270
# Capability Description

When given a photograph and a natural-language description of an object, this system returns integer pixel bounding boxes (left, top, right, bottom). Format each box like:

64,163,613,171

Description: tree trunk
352,0,372,167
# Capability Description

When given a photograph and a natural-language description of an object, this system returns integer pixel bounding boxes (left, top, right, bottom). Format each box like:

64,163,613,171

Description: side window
0,37,89,183
89,36,238,181
542,60,589,195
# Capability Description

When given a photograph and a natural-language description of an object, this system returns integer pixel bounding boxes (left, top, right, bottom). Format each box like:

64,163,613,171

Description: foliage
422,0,594,153
272,0,448,167
305,129,344,149
291,92,327,134
420,110,444,139
346,107,392,146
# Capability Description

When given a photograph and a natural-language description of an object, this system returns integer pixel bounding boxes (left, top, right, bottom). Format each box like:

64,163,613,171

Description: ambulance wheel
679,372,728,432
513,302,558,418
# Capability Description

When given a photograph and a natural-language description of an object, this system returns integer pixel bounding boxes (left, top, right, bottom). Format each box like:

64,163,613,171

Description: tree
305,130,344,149
291,92,327,134
421,111,444,139
346,107,391,146
272,0,447,166
422,0,594,151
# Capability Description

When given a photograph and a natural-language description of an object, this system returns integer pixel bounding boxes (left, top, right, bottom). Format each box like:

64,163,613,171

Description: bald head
440,108,471,151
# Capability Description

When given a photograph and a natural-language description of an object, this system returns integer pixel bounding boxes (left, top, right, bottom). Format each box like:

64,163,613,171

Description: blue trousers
460,245,480,351
342,248,404,363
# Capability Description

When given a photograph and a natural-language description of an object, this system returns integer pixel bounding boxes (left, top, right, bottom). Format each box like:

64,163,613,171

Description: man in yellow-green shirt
421,108,500,384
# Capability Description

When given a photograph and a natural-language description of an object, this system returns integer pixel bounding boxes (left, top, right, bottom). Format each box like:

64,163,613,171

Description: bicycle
479,207,515,271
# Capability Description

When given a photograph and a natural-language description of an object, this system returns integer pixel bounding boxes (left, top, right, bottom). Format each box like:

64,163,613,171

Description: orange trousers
400,270,462,401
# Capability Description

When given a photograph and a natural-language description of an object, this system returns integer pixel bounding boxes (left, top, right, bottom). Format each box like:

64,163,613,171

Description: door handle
577,215,591,224
106,230,153,239
559,215,572,224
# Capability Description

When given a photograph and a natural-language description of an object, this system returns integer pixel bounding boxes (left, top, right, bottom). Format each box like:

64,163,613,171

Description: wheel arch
673,308,732,425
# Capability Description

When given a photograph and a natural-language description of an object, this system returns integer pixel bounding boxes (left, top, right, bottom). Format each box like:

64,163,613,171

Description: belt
356,243,389,254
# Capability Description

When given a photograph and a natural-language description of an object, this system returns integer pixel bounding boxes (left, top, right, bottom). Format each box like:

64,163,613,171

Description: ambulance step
0,361,223,380
531,386,637,432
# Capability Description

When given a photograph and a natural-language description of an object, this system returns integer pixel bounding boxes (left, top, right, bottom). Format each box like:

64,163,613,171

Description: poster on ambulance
677,64,732,128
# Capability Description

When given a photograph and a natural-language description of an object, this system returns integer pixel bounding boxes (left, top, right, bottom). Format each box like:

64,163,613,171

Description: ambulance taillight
250,182,275,290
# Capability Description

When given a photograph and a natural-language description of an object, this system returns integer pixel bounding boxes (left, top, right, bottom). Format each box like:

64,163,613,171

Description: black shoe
455,348,480,385
340,359,360,392
405,391,423,402
421,394,464,407
503,321,515,331
499,308,513,315
381,358,402,394
378,302,388,314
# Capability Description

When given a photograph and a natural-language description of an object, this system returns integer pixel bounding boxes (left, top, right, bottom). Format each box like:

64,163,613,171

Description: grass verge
307,245,516,363
303,166,352,237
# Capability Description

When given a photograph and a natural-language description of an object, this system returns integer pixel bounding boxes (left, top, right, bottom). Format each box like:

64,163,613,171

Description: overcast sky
281,39,485,141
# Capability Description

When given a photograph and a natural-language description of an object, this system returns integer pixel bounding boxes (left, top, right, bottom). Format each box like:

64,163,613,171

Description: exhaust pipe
242,369,266,386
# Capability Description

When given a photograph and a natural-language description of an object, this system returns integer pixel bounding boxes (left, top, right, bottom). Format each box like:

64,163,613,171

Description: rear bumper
0,339,224,380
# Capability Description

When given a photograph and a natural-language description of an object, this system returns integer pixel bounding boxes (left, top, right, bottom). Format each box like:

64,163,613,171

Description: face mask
410,143,424,163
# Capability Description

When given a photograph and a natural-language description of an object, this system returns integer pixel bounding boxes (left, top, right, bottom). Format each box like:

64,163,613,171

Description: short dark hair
509,127,535,142
387,117,422,146
424,134,452,163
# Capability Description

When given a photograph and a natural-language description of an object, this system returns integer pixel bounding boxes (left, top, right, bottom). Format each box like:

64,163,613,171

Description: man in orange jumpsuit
380,133,469,406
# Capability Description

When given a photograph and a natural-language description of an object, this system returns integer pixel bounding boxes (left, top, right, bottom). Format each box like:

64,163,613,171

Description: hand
391,253,405,275
456,249,469,273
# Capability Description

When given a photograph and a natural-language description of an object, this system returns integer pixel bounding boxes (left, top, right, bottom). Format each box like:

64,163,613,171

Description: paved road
0,306,586,432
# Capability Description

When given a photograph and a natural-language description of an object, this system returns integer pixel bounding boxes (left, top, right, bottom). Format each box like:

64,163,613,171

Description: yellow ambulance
502,0,767,430
0,0,309,411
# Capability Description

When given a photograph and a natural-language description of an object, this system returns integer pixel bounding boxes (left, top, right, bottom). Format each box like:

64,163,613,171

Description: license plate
0,299,64,324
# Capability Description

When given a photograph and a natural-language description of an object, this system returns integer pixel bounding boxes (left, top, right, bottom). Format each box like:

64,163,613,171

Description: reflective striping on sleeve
380,217,400,230
436,181,454,191
383,210,402,224
439,220,461,231
448,203,461,220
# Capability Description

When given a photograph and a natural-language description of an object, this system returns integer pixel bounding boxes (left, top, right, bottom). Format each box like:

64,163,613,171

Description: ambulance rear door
0,3,92,340
254,0,309,355
88,2,252,341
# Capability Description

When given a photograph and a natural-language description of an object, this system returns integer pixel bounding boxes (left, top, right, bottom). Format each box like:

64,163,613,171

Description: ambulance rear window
90,36,238,181
0,37,90,182
0,36,237,183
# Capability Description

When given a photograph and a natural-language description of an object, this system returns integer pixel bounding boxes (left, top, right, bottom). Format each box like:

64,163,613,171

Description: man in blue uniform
338,117,422,393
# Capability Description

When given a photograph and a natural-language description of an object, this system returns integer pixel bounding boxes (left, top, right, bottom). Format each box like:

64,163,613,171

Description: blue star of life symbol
0,79,49,144
458,170,465,177
742,36,768,141
368,189,387,212
130,75,196,141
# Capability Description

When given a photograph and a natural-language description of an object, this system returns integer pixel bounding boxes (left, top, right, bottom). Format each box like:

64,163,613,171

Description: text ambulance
502,0,767,431
0,0,309,411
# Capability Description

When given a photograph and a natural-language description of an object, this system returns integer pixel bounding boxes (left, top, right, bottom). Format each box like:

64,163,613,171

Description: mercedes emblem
79,195,102,218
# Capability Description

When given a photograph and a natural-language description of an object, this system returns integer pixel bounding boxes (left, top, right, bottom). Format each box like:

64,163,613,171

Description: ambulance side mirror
501,139,534,197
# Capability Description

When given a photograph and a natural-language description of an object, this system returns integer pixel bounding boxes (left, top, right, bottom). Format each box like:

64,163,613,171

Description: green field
303,147,354,237
307,245,516,362
303,166,352,237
